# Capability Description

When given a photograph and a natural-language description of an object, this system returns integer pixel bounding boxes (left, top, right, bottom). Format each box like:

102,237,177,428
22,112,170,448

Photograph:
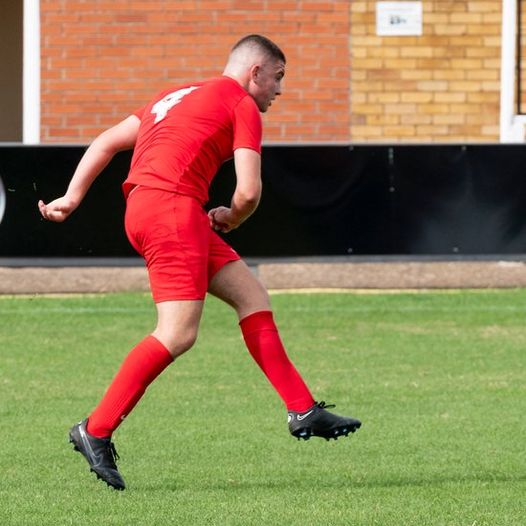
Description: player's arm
38,114,141,222
208,148,262,233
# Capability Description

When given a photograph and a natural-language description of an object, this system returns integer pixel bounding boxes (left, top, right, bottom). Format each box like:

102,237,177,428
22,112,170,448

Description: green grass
0,289,525,525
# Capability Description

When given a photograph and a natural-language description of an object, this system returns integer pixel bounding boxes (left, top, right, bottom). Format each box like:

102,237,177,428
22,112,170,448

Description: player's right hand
208,206,238,233
38,197,78,222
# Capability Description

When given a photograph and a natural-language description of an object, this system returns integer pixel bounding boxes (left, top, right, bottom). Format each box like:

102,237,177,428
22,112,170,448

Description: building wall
40,0,350,143
350,1,502,142
40,1,503,144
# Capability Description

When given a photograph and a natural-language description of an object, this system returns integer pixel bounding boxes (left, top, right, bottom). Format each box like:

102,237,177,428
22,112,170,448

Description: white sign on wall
376,2,423,36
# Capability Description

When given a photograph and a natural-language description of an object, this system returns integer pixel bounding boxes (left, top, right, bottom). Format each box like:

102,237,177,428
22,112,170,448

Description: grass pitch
0,289,525,525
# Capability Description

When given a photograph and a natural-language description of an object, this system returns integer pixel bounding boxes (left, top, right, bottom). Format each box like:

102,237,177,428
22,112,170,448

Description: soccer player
38,34,361,490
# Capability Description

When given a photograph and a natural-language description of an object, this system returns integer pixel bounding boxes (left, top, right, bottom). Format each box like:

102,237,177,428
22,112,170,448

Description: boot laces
316,401,336,410
107,441,120,463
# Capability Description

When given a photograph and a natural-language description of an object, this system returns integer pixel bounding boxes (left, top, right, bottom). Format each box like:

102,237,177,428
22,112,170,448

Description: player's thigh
208,259,271,319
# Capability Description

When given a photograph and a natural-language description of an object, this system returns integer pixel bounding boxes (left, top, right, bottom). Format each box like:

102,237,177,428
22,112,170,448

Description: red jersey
123,76,262,205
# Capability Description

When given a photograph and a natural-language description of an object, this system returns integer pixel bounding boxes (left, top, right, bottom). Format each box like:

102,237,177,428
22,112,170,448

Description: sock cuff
145,334,174,365
239,310,276,335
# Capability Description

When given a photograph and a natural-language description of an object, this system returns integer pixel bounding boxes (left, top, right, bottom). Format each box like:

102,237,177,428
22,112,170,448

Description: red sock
87,335,173,438
240,310,315,412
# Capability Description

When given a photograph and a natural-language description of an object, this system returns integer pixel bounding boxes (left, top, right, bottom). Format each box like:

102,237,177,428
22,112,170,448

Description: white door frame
23,0,40,144
500,0,526,142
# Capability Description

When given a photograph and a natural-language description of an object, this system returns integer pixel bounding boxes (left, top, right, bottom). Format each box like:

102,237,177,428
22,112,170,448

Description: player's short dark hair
232,34,286,64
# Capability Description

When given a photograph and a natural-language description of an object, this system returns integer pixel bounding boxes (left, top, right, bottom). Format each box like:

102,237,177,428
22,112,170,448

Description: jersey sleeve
132,105,148,120
232,95,262,154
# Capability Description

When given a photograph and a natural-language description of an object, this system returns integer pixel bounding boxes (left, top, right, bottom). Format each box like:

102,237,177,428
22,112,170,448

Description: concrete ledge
257,260,526,289
0,266,150,295
2,259,526,294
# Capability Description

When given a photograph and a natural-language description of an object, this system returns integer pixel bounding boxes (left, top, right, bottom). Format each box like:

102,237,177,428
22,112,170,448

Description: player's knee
181,329,198,350
175,329,198,355
154,327,198,358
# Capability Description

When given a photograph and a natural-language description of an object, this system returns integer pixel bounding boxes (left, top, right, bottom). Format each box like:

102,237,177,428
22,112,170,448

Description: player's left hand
208,206,238,233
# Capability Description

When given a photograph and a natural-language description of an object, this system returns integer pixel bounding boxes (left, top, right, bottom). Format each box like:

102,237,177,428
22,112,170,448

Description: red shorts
124,186,240,302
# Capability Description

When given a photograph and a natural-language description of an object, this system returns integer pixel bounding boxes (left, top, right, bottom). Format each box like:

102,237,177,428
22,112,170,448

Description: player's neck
222,70,249,91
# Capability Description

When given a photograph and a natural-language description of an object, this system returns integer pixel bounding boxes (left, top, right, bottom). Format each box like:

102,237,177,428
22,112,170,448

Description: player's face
250,60,285,113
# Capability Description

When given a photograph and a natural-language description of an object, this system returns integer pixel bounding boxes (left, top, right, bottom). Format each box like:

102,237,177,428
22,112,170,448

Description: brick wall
350,1,502,142
41,1,504,144
40,0,350,143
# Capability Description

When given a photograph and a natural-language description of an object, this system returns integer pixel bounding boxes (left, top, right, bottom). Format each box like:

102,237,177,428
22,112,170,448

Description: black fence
1,144,526,259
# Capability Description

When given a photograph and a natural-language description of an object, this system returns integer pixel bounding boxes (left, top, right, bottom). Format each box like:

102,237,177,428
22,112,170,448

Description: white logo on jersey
151,86,200,123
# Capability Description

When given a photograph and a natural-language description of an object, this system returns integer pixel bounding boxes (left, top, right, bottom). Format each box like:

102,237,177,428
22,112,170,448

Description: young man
39,34,361,491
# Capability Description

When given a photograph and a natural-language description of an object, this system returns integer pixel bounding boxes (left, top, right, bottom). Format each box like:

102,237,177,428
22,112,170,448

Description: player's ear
249,64,261,83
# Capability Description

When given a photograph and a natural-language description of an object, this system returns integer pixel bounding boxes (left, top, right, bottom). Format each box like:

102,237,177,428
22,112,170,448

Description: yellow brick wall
350,1,502,142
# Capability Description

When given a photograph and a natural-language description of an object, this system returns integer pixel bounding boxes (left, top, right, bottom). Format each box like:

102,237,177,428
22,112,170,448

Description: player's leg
208,256,361,441
208,257,271,318
70,189,209,489
70,299,203,490
87,189,208,438
208,259,315,411
152,299,203,357
87,299,203,438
